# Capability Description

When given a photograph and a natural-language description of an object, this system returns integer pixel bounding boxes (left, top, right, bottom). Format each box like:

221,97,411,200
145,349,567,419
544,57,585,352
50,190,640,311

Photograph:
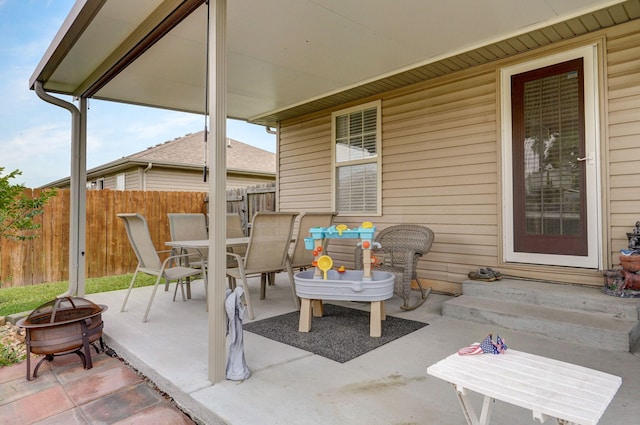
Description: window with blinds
332,101,381,215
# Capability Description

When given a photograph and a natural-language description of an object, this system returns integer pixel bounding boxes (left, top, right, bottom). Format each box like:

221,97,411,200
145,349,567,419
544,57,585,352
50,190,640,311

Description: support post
207,0,228,383
34,83,86,298
73,97,88,297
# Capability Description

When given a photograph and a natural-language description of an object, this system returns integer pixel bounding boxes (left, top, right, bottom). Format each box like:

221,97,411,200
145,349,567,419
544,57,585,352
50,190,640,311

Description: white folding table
427,349,621,425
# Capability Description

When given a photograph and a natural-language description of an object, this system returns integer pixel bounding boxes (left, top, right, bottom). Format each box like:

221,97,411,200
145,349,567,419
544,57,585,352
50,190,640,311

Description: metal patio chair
226,212,246,268
167,213,209,297
354,224,434,311
226,212,298,320
118,213,204,322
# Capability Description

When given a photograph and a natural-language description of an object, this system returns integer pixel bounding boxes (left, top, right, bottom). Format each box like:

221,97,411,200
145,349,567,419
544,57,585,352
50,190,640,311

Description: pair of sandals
458,334,508,355
468,267,502,281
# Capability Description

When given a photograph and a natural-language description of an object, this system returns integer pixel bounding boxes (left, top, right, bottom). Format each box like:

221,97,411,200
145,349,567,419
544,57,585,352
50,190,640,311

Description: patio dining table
166,237,250,251
165,237,250,298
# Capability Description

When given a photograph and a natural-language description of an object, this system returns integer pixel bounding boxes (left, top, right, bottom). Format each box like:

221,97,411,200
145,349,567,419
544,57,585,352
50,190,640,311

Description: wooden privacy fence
225,183,276,235
1,186,276,288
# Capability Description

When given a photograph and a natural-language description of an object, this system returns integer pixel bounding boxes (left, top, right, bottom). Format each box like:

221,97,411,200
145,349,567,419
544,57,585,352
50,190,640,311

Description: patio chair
354,224,434,311
226,212,246,266
167,213,209,296
226,212,245,238
286,212,337,302
226,212,298,319
118,213,205,322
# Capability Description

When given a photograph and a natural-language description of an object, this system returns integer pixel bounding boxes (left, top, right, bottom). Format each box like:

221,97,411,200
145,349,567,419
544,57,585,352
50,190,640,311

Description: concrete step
460,279,640,320
441,279,640,352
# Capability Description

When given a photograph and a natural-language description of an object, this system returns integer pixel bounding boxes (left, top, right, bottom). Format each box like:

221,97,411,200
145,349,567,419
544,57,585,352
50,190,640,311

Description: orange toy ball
316,247,323,253
362,241,370,249
312,260,318,267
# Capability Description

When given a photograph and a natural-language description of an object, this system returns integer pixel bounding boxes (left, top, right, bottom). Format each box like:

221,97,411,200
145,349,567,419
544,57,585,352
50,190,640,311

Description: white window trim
331,100,382,216
500,44,602,269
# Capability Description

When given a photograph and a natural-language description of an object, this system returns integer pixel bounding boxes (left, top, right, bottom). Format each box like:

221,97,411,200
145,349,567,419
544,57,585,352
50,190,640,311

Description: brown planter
621,269,640,291
619,255,640,272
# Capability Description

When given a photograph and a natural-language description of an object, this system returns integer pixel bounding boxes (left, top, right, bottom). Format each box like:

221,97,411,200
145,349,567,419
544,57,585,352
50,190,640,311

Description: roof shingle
130,130,275,174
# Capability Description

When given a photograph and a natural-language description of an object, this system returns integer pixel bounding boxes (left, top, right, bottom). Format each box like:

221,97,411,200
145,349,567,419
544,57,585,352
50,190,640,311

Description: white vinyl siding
277,21,640,293
331,101,381,215
278,116,333,212
92,167,272,191
143,169,208,192
607,24,640,263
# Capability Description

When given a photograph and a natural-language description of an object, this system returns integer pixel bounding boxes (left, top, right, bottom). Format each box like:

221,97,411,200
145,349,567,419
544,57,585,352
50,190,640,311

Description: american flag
458,334,508,355
480,334,497,354
480,334,508,354
496,334,507,353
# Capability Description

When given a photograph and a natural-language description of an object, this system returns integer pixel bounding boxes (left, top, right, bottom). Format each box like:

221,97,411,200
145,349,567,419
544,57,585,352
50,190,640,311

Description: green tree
0,167,56,241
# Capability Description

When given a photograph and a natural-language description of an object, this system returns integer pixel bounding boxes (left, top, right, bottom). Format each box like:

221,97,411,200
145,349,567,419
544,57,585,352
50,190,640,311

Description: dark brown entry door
511,58,588,256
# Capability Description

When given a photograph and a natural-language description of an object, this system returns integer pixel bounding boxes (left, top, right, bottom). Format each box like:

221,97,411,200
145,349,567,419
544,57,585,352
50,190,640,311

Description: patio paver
0,350,196,425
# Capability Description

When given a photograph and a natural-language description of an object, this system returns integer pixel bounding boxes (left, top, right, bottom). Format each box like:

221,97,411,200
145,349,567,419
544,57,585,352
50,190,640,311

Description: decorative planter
294,270,394,301
603,269,624,290
619,255,640,272
621,269,640,290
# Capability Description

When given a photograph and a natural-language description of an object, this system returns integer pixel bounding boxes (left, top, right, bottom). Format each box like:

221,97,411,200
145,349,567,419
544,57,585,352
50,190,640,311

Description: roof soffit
31,0,639,126
252,0,640,126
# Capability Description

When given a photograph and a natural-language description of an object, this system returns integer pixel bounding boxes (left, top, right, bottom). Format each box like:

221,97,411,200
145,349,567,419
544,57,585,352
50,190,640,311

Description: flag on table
480,334,497,354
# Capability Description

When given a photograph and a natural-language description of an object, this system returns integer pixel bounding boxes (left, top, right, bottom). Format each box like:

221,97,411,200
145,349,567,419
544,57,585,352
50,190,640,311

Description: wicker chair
354,224,434,311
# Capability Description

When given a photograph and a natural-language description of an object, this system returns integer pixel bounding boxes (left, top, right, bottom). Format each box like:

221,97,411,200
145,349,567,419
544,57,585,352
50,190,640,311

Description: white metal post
207,0,228,383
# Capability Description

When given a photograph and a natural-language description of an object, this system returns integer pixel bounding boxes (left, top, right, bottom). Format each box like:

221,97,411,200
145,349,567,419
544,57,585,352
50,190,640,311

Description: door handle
577,153,593,163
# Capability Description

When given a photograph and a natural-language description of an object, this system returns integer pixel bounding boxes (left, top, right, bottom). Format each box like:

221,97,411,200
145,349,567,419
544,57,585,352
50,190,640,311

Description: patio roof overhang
30,0,639,384
30,0,637,127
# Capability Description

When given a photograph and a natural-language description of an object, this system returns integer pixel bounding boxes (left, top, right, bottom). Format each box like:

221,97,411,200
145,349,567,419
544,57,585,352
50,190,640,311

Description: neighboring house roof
40,131,275,188
129,131,275,175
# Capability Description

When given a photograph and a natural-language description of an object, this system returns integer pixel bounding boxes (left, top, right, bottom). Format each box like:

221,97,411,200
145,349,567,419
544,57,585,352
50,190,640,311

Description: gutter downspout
143,162,153,191
34,82,87,298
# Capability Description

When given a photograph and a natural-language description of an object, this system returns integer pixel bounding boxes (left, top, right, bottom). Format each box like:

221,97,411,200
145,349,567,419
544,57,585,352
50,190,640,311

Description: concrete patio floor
80,272,640,425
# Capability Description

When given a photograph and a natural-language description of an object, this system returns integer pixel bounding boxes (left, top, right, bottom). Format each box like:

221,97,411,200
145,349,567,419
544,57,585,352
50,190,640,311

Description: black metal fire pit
16,296,108,380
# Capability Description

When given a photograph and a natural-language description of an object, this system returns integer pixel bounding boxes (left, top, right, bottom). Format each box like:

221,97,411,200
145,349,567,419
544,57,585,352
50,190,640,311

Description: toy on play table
304,222,380,280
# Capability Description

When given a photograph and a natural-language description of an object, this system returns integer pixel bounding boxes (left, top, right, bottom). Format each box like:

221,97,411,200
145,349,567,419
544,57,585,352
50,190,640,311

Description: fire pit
16,297,108,381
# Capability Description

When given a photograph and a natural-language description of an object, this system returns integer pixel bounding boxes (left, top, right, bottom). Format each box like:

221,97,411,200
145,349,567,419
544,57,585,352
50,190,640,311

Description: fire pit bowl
17,297,108,380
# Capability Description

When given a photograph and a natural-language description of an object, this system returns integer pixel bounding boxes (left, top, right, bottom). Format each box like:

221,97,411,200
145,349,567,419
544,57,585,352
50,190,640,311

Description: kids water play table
294,269,394,337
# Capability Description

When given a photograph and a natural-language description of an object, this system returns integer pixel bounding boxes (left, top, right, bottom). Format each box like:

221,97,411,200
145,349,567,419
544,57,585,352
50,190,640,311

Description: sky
0,0,276,188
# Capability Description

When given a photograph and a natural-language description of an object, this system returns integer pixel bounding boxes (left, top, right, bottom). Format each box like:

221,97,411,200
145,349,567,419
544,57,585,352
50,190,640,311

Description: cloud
1,124,72,187
85,101,203,157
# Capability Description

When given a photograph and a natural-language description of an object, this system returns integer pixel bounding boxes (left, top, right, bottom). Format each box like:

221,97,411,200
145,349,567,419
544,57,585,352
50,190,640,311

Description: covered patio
27,2,640,421
85,273,640,424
